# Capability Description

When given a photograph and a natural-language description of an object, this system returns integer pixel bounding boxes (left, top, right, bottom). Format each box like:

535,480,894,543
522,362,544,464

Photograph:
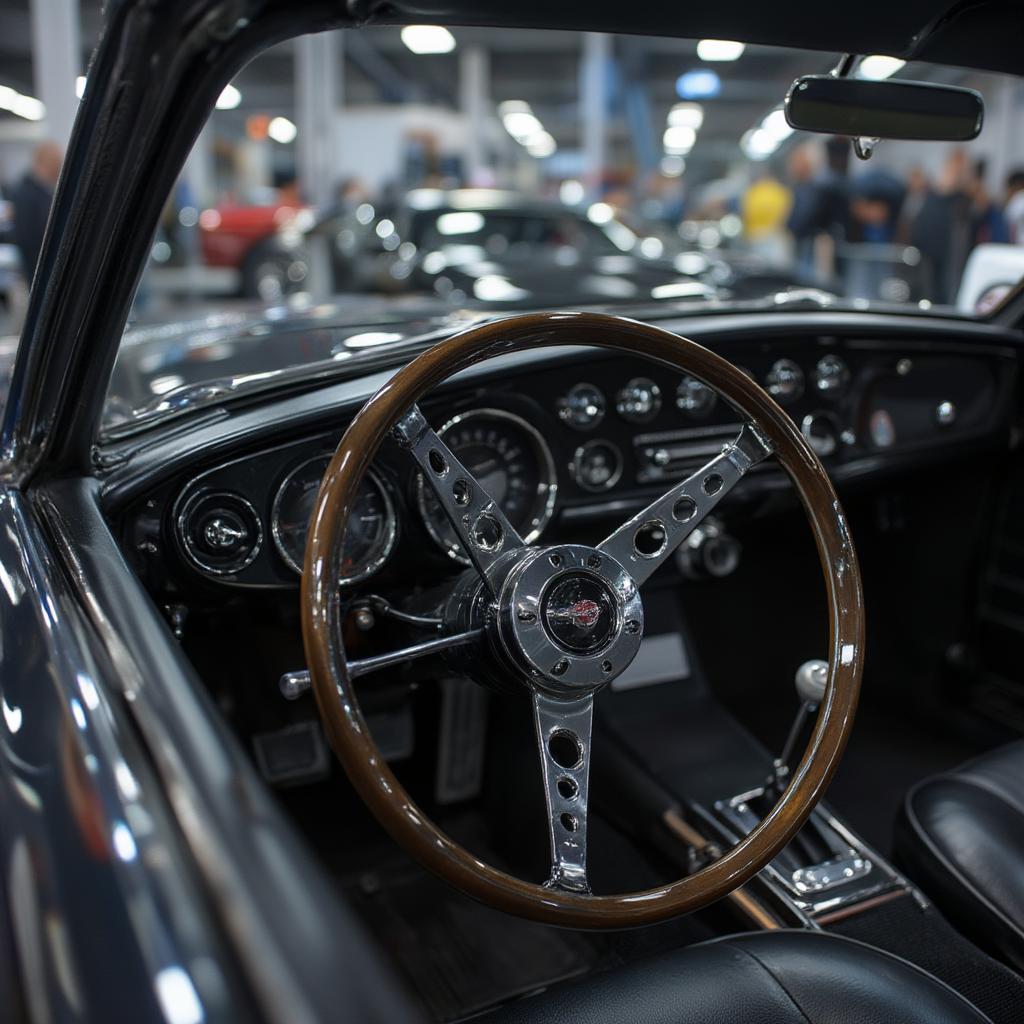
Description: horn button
495,545,644,695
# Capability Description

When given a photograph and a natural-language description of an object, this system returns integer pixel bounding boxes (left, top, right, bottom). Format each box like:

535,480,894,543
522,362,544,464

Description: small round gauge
572,440,623,492
557,383,606,430
676,375,716,417
616,377,662,423
272,457,396,583
417,409,557,564
765,358,804,404
814,354,850,396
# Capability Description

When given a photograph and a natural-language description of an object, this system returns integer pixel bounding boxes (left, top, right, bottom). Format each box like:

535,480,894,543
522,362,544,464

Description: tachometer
417,409,557,564
272,457,396,583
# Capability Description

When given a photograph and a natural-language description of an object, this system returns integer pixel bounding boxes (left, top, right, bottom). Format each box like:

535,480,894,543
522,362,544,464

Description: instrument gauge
615,377,662,423
417,409,557,564
676,376,716,417
272,458,396,584
557,383,606,430
814,354,850,395
765,358,805,404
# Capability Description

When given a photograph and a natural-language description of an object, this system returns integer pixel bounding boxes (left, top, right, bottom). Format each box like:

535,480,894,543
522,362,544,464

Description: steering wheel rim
301,311,864,929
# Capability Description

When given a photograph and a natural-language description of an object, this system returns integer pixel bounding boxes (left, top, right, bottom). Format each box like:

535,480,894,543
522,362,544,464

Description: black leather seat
896,739,1024,971
483,931,989,1023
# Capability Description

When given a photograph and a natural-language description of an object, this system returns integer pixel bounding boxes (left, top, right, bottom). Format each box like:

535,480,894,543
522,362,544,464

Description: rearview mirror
785,75,984,141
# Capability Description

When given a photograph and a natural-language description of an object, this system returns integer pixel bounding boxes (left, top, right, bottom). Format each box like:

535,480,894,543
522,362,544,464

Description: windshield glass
99,28,1023,432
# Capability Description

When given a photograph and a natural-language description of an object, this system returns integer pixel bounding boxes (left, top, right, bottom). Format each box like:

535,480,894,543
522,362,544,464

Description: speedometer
272,457,396,584
417,409,557,564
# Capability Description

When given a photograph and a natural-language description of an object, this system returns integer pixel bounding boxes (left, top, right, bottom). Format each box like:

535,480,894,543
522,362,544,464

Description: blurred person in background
846,164,905,300
1006,169,1024,243
12,140,62,287
741,167,791,266
967,159,1009,248
785,144,821,281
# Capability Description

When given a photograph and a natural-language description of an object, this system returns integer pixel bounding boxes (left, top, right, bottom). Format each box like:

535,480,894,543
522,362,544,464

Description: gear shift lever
769,659,827,794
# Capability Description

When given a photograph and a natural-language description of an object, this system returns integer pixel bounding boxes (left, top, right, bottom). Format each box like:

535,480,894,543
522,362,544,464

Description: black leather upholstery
482,931,990,1023
896,739,1024,972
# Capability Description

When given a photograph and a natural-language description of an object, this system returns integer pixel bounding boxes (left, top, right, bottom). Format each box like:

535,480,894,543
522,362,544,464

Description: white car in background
958,243,1024,314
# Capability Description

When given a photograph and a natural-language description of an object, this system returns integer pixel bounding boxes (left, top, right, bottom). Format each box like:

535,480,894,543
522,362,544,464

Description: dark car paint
0,0,1021,1022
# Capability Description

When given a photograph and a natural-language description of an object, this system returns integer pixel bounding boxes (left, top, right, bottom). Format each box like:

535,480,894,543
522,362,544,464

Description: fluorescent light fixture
676,70,720,100
760,107,793,142
503,110,542,140
0,85,44,121
497,100,531,117
401,25,456,54
587,202,614,225
668,103,703,129
75,76,86,99
267,116,297,143
660,155,686,177
741,127,777,160
663,125,697,155
216,84,241,109
526,130,556,158
696,39,745,62
858,55,906,80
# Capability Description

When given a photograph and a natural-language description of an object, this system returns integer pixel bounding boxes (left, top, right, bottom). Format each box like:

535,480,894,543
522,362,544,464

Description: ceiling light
400,25,456,54
0,86,44,121
526,131,556,158
760,107,793,142
858,55,906,80
696,39,745,62
741,128,777,160
676,70,720,100
663,125,697,154
498,100,531,117
267,116,297,144
668,103,704,129
503,110,542,140
216,84,241,110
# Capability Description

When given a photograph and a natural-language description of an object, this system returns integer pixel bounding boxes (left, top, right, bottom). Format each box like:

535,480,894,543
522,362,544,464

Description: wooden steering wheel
301,311,864,929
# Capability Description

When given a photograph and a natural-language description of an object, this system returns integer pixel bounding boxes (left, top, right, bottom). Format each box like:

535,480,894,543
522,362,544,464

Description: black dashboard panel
118,327,1018,596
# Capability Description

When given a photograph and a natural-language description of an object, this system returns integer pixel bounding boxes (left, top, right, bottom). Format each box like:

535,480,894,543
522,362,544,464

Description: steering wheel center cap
496,544,644,695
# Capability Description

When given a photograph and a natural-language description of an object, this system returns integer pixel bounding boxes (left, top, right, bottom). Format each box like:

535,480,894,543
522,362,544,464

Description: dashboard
119,324,1018,599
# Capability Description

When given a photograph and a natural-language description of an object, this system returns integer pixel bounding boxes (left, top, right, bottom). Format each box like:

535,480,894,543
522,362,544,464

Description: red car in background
199,199,310,299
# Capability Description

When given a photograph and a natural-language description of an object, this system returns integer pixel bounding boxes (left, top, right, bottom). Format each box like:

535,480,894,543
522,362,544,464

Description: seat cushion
896,739,1024,971
482,930,989,1023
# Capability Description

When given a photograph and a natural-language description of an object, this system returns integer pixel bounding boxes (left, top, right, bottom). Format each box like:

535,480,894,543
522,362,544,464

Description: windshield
97,28,1022,431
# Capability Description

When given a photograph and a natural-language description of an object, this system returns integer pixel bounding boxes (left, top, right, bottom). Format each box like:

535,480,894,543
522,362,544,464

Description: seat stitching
904,779,1024,949
721,941,814,1024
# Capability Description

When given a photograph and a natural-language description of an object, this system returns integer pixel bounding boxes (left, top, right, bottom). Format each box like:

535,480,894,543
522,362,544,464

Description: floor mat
346,862,593,1021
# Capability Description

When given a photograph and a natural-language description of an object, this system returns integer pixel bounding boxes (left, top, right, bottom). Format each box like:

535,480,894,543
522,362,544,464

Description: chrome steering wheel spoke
393,404,525,589
598,422,773,586
532,691,594,894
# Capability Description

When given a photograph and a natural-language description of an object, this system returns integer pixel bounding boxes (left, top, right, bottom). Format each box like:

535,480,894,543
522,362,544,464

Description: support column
296,31,341,208
30,0,80,147
580,33,610,201
459,45,489,186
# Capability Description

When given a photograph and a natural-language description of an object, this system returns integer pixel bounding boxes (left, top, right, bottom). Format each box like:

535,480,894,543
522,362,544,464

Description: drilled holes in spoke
703,473,724,495
673,496,698,522
452,479,472,506
633,520,667,558
548,729,584,769
471,512,503,551
428,449,448,476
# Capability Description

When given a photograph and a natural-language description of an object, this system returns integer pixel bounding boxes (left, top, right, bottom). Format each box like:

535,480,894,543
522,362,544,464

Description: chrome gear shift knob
794,659,828,706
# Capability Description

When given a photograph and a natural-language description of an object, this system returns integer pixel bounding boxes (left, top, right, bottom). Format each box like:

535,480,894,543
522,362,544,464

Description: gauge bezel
177,490,264,576
571,439,624,493
416,407,558,565
557,382,607,430
272,458,396,584
615,376,662,423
